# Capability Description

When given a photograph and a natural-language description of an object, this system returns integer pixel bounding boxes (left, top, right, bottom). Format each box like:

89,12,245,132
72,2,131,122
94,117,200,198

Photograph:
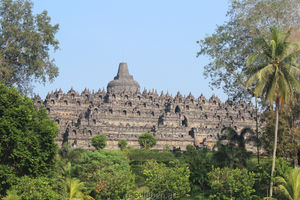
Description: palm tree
2,190,21,200
65,177,88,200
214,127,255,168
245,27,300,197
64,162,94,200
213,140,242,168
219,127,257,150
275,168,300,200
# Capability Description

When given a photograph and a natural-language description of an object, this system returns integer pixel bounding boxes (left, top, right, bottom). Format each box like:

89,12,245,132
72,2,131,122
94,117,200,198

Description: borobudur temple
33,62,257,150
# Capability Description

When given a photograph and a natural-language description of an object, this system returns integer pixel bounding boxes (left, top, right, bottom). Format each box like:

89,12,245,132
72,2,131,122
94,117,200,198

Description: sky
32,0,229,101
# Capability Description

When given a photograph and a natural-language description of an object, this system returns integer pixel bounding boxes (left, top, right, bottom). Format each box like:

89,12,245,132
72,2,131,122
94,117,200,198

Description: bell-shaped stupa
107,63,140,93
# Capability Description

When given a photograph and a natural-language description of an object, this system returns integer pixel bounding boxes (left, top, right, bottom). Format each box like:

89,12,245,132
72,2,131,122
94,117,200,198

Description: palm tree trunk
255,97,260,164
269,101,279,198
292,117,298,168
291,93,298,168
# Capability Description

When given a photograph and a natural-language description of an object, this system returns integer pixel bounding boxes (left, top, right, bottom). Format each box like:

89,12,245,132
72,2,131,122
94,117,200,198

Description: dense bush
126,149,176,163
0,165,17,197
126,149,177,187
138,132,157,149
208,167,258,200
248,158,292,198
73,150,135,199
0,84,59,196
183,147,213,190
143,160,191,199
0,84,59,177
118,139,128,150
91,134,107,150
4,176,63,200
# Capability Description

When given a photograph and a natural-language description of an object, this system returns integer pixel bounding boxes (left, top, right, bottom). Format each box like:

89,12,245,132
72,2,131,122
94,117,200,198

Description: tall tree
0,0,59,94
245,27,300,197
0,84,59,177
197,0,300,101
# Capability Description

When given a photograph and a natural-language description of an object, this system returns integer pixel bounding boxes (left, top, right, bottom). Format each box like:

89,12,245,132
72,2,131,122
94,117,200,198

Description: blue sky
32,0,229,101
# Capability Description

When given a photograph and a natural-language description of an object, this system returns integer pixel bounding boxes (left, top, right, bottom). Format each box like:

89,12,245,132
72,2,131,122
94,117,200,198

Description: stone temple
33,63,257,150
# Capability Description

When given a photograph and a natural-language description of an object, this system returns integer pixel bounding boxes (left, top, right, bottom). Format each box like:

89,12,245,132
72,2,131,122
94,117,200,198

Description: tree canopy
0,0,59,94
91,134,107,150
0,84,58,177
208,167,257,200
138,132,157,150
72,150,135,200
197,0,300,101
143,160,191,199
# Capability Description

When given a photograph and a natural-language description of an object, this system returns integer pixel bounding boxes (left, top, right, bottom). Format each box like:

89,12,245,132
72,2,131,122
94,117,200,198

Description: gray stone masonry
33,63,258,151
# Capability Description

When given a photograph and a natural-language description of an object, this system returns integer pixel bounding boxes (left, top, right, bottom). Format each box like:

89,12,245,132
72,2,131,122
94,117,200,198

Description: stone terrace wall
33,88,257,151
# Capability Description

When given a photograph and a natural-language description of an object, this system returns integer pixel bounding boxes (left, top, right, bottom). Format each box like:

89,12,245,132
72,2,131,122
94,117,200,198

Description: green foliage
138,132,157,150
186,144,196,152
143,160,191,199
0,0,59,94
265,158,292,180
65,177,92,200
245,26,300,197
248,158,292,198
213,127,254,168
172,146,182,157
0,84,58,177
163,144,170,151
59,142,86,164
125,149,177,187
261,110,295,158
275,167,300,200
212,143,243,168
2,190,20,200
5,176,62,200
73,150,135,200
0,164,17,196
118,139,128,150
245,27,300,105
208,167,257,200
126,149,176,163
261,101,300,167
197,0,300,100
183,148,213,190
91,134,107,150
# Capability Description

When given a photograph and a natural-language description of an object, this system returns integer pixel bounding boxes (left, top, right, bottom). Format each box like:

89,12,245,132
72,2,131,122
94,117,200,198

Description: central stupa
107,62,140,93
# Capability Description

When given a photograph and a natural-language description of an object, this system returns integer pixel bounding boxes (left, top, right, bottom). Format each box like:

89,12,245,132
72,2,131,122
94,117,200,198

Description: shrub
73,150,135,199
118,139,128,150
138,132,156,150
208,167,257,200
249,157,292,198
143,160,191,199
183,148,213,190
91,134,107,150
4,176,63,200
0,165,17,197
